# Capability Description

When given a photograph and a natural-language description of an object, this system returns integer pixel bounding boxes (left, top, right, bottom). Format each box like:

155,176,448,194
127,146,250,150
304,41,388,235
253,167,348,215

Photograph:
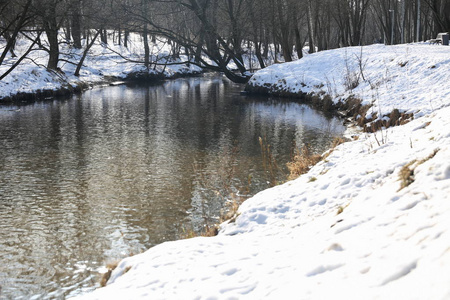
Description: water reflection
0,74,345,298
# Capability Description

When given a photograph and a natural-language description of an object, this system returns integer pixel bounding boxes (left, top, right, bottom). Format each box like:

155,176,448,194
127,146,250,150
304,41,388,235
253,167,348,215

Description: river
0,74,345,299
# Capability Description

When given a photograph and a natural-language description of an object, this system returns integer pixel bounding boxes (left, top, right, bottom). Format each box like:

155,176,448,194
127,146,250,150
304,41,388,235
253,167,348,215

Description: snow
0,31,294,101
248,43,450,121
73,43,450,299
0,32,204,99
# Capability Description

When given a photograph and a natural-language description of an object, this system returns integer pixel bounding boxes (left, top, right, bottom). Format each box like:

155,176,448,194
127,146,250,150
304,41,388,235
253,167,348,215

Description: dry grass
100,262,132,287
287,146,323,180
398,149,439,191
331,137,346,149
288,137,347,181
181,191,245,240
336,202,351,215
181,223,220,239
398,160,416,191
99,262,118,287
220,194,243,224
184,137,348,239
308,176,317,182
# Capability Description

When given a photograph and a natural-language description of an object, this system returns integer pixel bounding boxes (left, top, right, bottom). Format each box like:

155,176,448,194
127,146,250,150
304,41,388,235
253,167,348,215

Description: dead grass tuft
398,61,408,67
100,262,132,287
220,194,243,224
398,149,439,191
336,202,351,215
287,146,323,180
398,160,416,190
181,224,219,239
201,224,219,237
100,262,118,287
331,137,346,148
287,137,347,181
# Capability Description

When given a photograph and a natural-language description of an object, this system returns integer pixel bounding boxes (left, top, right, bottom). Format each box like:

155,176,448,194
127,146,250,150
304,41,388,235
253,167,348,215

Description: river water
0,75,345,299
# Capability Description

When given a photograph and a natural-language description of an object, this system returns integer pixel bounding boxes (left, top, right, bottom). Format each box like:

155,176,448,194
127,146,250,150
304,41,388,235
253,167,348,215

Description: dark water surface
0,75,345,299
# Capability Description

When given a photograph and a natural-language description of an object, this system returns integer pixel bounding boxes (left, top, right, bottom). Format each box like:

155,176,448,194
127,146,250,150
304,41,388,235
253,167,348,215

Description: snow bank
75,44,450,299
0,33,203,101
247,44,450,123
0,31,288,101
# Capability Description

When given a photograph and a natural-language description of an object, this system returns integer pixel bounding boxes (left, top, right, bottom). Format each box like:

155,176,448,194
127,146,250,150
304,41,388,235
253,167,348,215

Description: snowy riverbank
0,33,204,102
75,44,450,299
246,43,450,131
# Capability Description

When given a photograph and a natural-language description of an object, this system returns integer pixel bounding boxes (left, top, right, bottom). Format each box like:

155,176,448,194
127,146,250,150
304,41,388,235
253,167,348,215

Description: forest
1,0,449,83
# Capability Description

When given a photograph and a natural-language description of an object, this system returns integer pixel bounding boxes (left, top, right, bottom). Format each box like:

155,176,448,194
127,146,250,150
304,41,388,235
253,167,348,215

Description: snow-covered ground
0,31,291,101
0,33,203,100
74,44,450,299
247,43,450,123
2,29,312,102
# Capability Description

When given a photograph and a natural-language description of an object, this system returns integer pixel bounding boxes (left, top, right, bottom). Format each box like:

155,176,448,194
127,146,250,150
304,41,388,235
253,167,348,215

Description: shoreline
244,76,413,133
0,70,205,104
245,44,449,132
0,33,207,105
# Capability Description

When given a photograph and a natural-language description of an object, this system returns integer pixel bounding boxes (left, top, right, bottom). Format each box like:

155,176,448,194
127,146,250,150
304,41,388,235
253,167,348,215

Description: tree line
1,0,449,83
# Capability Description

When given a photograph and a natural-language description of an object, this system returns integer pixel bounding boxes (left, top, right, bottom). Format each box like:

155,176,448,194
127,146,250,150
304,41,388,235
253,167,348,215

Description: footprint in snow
380,261,417,286
306,264,344,277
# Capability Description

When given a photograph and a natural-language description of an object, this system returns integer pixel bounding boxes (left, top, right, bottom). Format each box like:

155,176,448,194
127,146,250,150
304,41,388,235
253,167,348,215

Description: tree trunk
64,23,71,41
255,42,266,69
0,0,32,64
43,11,59,70
118,26,121,45
294,25,303,59
143,25,150,69
307,0,316,53
276,0,292,62
194,29,204,64
71,0,82,49
3,31,17,58
100,29,108,44
124,30,129,48
0,32,42,81
75,31,100,76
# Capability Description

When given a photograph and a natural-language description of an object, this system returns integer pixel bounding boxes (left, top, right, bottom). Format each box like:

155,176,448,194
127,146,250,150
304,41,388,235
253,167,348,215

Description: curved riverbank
0,33,204,104
244,82,413,133
0,65,204,104
245,43,448,132
0,71,208,103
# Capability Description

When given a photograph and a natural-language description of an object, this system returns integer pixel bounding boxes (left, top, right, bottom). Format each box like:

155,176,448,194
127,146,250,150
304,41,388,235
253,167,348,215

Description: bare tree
1,0,449,83
0,0,33,63
423,0,450,33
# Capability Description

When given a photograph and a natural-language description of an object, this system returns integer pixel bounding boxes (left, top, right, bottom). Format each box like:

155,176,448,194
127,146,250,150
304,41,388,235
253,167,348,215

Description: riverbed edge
0,69,205,104
244,81,413,133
